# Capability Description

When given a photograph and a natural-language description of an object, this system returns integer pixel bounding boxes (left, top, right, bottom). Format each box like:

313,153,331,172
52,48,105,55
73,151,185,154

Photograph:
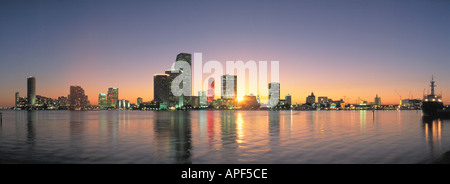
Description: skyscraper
221,75,237,100
268,82,280,107
176,53,192,68
165,69,181,98
199,91,207,106
137,97,143,108
154,74,170,103
375,94,381,106
306,92,316,105
107,88,119,109
15,92,19,110
176,53,192,96
207,77,215,102
98,93,107,109
70,85,87,110
27,76,36,108
285,94,292,106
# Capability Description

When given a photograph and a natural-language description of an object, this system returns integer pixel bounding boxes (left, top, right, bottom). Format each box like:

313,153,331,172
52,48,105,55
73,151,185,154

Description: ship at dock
421,76,449,117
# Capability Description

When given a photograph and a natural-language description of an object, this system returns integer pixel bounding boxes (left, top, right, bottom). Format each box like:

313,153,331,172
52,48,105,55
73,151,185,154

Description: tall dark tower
176,53,192,96
154,74,170,103
27,76,36,108
176,53,192,68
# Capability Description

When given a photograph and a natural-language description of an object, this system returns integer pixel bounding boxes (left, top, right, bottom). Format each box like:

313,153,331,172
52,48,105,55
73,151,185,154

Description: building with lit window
107,88,119,109
98,93,107,109
306,92,316,105
207,77,215,103
268,82,280,107
70,85,87,110
137,97,143,108
27,76,36,109
154,74,170,103
221,75,237,100
285,94,292,106
374,94,381,106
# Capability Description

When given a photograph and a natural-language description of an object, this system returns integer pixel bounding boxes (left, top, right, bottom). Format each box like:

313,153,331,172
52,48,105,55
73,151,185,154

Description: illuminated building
118,99,129,110
221,75,237,99
154,74,170,103
57,96,69,109
98,93,107,109
15,92,19,110
137,97,143,108
70,85,87,110
165,69,181,99
176,53,192,69
199,91,207,106
207,77,215,102
107,88,119,109
27,76,36,109
285,94,292,106
375,94,381,106
176,53,192,96
306,92,315,105
219,75,237,108
268,82,280,106
318,97,328,105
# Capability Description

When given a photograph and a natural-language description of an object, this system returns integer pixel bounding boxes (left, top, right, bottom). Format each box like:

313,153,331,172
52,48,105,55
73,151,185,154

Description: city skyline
1,0,450,107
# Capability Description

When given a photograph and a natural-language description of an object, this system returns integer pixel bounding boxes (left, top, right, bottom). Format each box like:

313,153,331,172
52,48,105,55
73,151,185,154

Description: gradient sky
1,0,449,107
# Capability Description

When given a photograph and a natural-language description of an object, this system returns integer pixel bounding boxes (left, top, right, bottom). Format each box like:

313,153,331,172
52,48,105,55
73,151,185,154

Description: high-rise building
165,69,181,98
70,85,87,110
199,91,207,106
118,99,129,110
306,92,316,105
57,96,69,109
268,82,280,107
15,92,19,109
137,97,143,108
107,88,119,109
154,74,170,103
221,75,237,99
285,94,292,106
176,53,192,69
27,76,36,108
98,93,107,109
207,77,215,103
176,53,192,96
375,94,381,106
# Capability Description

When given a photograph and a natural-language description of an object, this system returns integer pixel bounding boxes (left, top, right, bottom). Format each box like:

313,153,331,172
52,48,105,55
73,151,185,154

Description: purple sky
1,0,449,106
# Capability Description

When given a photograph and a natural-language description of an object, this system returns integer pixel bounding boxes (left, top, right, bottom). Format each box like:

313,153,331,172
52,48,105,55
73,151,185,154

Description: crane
395,90,402,100
395,90,403,106
358,96,367,105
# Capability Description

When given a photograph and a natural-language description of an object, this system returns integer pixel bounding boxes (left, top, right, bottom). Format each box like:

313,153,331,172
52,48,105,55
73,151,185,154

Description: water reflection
220,111,237,162
26,111,37,147
268,111,280,144
422,117,447,155
2,110,450,164
360,110,366,133
69,111,86,141
207,111,215,147
154,111,192,164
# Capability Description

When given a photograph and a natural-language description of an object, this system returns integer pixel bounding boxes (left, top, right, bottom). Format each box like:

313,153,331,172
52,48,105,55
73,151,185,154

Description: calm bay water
0,110,449,164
